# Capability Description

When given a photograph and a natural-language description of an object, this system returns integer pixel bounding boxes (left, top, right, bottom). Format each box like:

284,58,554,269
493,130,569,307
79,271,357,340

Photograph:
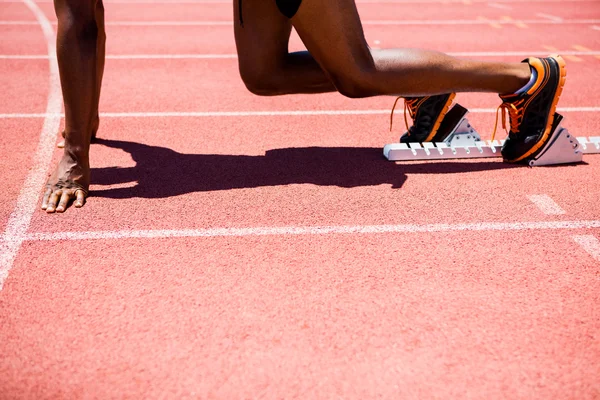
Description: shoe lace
389,96,423,135
492,99,524,141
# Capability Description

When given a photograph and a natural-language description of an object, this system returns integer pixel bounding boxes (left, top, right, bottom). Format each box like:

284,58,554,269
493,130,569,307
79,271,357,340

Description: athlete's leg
288,0,565,163
92,0,105,136
57,0,104,148
289,0,530,98
43,0,102,213
234,0,334,95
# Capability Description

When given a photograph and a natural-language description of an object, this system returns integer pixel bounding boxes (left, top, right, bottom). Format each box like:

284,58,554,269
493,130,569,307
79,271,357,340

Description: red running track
1,0,600,398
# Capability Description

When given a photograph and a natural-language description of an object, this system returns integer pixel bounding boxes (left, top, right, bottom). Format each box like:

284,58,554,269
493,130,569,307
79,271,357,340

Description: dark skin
43,0,530,213
42,0,105,213
234,0,529,97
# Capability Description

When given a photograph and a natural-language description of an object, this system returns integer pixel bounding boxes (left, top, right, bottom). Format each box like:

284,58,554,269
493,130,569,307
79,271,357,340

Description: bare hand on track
42,153,90,213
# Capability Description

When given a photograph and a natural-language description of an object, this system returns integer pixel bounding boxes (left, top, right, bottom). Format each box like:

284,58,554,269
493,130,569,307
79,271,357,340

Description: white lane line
527,194,566,215
2,18,600,26
488,2,513,9
3,50,600,60
535,13,564,22
448,50,600,57
24,220,600,242
0,113,49,118
572,235,600,261
1,106,599,119
353,18,600,25
592,26,600,31
0,21,38,25
0,54,236,59
0,0,61,291
0,0,228,2
0,0,596,3
0,55,49,59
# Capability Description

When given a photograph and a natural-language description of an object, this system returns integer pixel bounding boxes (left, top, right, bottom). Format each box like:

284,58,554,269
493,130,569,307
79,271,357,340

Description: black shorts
275,0,303,18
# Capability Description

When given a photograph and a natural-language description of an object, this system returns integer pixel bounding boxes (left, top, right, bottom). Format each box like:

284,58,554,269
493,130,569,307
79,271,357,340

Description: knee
238,65,282,96
55,0,98,38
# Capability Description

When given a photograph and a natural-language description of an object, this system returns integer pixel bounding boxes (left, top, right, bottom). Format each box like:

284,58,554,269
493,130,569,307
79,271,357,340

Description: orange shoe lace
389,96,425,134
492,98,525,141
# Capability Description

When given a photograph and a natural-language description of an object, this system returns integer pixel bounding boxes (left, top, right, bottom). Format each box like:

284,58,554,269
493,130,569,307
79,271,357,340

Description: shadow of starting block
384,104,600,166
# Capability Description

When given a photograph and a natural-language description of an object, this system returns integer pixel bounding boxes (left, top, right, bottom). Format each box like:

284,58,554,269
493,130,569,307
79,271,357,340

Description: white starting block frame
384,111,600,166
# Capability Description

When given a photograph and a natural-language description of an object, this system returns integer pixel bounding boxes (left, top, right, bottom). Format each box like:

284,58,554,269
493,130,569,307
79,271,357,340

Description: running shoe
391,93,456,143
497,55,567,162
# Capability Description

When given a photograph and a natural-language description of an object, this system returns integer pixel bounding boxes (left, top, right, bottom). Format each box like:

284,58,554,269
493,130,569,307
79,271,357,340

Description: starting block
384,104,600,166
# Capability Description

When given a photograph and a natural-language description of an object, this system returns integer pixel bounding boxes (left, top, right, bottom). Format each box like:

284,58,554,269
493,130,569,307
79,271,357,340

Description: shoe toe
501,137,519,161
399,132,415,143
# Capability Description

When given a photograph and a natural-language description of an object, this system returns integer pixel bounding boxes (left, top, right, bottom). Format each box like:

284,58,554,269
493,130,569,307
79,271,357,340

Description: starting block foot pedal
436,103,482,146
527,113,583,166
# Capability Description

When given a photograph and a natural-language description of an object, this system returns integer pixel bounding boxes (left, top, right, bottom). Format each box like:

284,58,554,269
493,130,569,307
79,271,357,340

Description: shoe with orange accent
395,93,456,143
498,55,567,163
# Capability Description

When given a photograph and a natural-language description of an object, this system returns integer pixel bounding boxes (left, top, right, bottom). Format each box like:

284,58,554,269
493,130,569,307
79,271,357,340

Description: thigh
234,0,293,74
291,0,374,77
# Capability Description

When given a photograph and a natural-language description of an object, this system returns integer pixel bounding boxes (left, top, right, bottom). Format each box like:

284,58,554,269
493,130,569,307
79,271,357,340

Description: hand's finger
55,191,72,213
45,190,62,213
41,188,52,210
74,189,86,208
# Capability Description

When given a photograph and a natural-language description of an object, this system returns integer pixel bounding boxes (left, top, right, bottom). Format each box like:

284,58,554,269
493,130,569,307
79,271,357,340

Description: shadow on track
90,138,518,199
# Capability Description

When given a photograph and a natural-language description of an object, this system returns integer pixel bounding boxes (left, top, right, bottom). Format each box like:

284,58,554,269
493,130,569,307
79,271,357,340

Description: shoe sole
506,55,567,163
424,93,456,142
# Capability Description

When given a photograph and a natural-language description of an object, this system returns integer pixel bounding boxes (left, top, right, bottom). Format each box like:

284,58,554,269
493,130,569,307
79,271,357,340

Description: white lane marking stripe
0,54,237,59
0,0,596,3
0,55,49,59
362,19,600,25
447,50,600,56
0,0,60,291
1,106,599,119
535,13,564,22
488,2,513,9
527,195,566,215
24,220,600,242
1,18,600,26
0,21,38,24
592,26,600,31
3,50,600,60
572,235,600,261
